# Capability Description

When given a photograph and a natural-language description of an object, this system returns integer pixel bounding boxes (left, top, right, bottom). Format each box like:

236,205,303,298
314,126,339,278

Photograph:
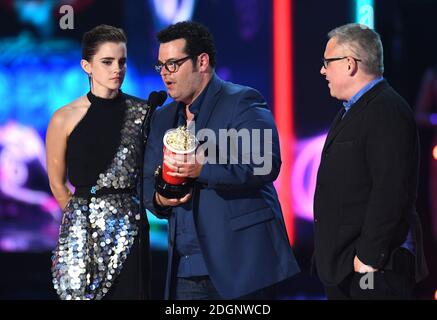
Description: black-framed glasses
322,56,361,69
154,56,192,73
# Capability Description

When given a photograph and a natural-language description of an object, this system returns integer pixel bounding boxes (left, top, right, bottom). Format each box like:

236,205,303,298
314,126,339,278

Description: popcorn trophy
154,126,197,199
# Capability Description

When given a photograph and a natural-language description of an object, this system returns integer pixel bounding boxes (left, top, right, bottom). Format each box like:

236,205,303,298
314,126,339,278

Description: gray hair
328,23,384,76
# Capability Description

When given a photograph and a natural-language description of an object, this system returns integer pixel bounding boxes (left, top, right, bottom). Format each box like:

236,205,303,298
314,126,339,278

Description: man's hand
164,151,203,179
155,191,191,207
354,255,378,273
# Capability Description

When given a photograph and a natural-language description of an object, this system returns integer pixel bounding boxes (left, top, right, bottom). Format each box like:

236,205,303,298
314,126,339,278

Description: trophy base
154,166,192,199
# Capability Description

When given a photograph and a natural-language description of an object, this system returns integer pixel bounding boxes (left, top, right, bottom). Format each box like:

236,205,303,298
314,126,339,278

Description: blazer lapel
322,107,345,153
194,73,223,134
161,101,180,133
323,80,388,152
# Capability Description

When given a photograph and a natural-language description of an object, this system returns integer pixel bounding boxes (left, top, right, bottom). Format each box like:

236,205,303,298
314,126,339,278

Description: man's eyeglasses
322,56,362,69
154,56,192,73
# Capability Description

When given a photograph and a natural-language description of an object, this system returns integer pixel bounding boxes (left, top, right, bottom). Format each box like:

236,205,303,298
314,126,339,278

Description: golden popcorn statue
154,126,197,198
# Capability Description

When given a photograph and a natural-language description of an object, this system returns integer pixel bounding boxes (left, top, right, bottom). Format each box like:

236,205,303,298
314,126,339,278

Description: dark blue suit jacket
143,74,300,299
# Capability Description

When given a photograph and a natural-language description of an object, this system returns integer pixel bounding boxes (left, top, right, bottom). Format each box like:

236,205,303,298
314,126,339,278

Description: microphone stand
138,92,165,299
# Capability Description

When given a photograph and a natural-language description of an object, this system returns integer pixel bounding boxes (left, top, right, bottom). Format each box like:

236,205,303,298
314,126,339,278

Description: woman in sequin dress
46,25,150,300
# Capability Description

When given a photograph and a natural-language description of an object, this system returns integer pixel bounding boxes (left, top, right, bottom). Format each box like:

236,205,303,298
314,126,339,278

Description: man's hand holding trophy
154,126,201,207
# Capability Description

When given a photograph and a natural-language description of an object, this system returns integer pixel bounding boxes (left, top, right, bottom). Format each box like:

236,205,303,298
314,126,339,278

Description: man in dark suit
314,23,428,299
143,21,299,300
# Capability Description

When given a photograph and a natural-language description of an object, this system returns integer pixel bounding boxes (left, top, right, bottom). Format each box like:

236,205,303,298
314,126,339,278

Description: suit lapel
323,80,389,152
194,73,223,134
160,101,180,133
322,108,345,153
323,99,367,151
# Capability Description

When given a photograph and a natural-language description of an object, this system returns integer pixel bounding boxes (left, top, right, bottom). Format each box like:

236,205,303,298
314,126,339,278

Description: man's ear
81,59,91,75
347,58,359,75
198,53,210,72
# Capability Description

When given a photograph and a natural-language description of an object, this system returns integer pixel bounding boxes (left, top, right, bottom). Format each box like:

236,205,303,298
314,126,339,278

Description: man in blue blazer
143,21,299,300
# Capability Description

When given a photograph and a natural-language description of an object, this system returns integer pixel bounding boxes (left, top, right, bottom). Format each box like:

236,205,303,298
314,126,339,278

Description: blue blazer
143,74,300,299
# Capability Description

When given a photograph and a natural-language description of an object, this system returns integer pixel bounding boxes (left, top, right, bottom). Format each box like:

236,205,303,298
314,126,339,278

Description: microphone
147,90,167,111
141,90,167,146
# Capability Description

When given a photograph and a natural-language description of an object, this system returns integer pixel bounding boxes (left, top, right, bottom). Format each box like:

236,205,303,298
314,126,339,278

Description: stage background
0,0,435,299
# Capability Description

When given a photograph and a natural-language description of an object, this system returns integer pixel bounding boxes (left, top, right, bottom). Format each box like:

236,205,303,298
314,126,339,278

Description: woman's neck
91,85,119,99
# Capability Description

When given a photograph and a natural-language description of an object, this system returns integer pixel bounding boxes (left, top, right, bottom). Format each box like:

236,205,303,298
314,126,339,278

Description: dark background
0,0,435,300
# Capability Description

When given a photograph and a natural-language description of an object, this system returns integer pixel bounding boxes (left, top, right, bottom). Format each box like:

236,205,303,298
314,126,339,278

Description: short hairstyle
157,21,217,68
82,24,127,61
328,23,384,76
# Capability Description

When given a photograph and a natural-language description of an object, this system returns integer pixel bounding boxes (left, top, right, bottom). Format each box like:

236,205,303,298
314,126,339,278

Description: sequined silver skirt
51,193,140,300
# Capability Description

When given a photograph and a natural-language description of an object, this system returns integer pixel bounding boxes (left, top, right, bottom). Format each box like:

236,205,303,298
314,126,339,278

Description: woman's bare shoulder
57,95,90,116
49,95,90,133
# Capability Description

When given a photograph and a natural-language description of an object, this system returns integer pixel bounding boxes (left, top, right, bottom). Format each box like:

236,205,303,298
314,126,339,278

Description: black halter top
66,90,126,188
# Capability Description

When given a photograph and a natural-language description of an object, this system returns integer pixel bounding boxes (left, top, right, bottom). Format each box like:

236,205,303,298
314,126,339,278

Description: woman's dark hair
157,21,216,68
82,24,127,61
